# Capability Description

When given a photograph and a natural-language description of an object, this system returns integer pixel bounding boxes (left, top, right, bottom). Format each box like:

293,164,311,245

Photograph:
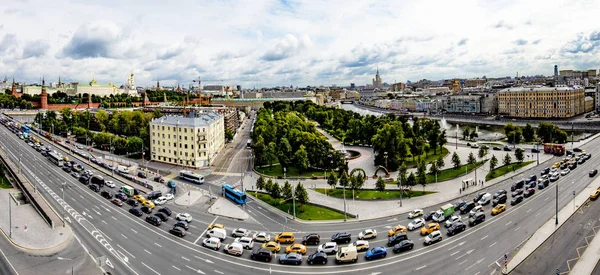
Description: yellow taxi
388,225,407,237
552,162,561,169
63,156,70,162
590,189,600,201
142,200,155,209
208,223,225,230
274,232,295,244
261,241,281,252
491,204,506,215
420,222,440,236
133,195,146,203
285,244,307,255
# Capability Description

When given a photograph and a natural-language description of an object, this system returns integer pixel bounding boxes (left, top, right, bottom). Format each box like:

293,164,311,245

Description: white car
202,237,221,250
224,243,243,256
408,209,424,219
105,180,115,188
163,193,175,200
154,197,168,205
232,228,250,238
357,229,377,240
176,213,193,222
407,218,426,231
252,232,271,242
234,237,255,249
424,230,442,245
560,169,570,176
432,210,446,222
348,240,369,252
317,242,338,254
469,205,484,217
444,215,462,228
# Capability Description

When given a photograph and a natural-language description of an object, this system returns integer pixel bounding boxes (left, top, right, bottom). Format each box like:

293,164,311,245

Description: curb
0,224,73,256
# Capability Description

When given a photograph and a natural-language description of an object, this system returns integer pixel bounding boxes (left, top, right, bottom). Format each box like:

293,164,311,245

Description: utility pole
571,122,574,150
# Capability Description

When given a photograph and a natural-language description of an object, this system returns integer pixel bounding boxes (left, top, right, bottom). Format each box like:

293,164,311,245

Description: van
116,165,129,174
511,179,525,191
206,228,227,241
478,193,492,205
335,246,358,264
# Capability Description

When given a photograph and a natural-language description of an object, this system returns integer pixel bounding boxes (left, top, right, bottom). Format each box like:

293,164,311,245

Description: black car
574,147,582,152
511,195,524,206
100,190,112,199
528,175,537,182
585,154,592,160
174,221,189,230
387,232,408,247
453,200,467,210
307,252,328,265
511,189,524,197
78,176,89,185
331,232,351,244
115,192,128,201
392,240,414,253
147,191,162,200
158,207,172,216
460,202,476,214
155,212,168,222
62,166,72,173
424,211,436,221
251,248,273,262
492,194,507,206
493,190,507,199
523,188,535,198
527,180,536,189
169,226,185,237
511,179,526,191
578,158,586,164
141,206,152,214
154,176,166,183
541,168,550,175
126,199,139,206
302,234,321,245
590,169,598,177
469,213,486,226
137,171,147,178
493,146,501,151
568,163,577,170
504,146,512,151
129,207,143,217
473,192,486,203
146,216,161,226
447,221,467,236
531,148,540,153
89,184,100,192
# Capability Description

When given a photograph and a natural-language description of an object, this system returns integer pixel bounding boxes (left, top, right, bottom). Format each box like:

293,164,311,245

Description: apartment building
497,86,585,118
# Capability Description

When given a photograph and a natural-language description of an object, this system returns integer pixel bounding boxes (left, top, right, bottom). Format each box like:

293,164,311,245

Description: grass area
404,147,449,168
486,161,535,181
426,160,487,183
480,142,504,146
255,163,323,178
0,174,12,189
312,188,435,200
253,193,348,220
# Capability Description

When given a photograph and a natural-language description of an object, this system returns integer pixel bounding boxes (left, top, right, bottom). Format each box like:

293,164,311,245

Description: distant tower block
40,78,48,109
554,65,558,76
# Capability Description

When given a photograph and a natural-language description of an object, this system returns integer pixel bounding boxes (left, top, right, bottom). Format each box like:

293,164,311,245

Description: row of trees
504,122,568,144
255,176,309,203
0,93,34,109
488,148,525,172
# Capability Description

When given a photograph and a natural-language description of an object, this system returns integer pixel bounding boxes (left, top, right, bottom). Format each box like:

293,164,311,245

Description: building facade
497,86,585,118
441,95,482,114
150,113,225,168
372,69,383,89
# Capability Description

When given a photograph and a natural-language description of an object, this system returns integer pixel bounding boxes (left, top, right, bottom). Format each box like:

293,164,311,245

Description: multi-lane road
1,113,600,274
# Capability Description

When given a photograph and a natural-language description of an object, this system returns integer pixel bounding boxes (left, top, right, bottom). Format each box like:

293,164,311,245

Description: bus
21,125,30,133
246,139,252,148
222,184,247,204
544,143,565,156
179,170,204,184
47,151,64,167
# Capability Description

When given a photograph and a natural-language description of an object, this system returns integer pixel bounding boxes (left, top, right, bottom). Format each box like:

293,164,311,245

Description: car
154,213,168,222
560,169,570,176
262,241,281,252
157,207,172,216
146,191,163,200
590,190,600,201
387,232,408,247
142,200,155,209
529,175,537,184
232,228,250,238
444,215,461,228
307,252,328,265
469,212,486,226
504,146,512,151
100,190,112,199
169,226,185,237
348,240,369,252
473,192,486,203
224,243,243,256
285,244,307,255
208,223,225,230
301,233,321,245
78,176,89,185
331,232,352,244
590,169,598,177
493,146,501,151
523,188,536,198
527,180,537,189
274,232,295,244
540,168,550,175
174,221,189,230
447,221,467,236
493,194,507,206
388,225,407,237
202,237,221,251
146,215,161,226
424,230,442,245
408,209,423,219
105,181,115,188
235,237,255,249
392,240,414,253
133,195,146,203
365,246,387,260
511,180,526,191
423,210,437,221
574,147,582,152
550,174,560,182
568,163,577,170
538,181,546,190
491,204,506,215
469,205,484,217
511,189,524,197
250,248,273,262
176,213,193,222
454,200,467,210
89,184,100,192
153,197,168,205
460,202,476,214
407,219,425,231
279,252,302,265
129,207,143,217
62,166,72,173
163,193,175,200
111,198,123,207
511,195,524,206
317,242,338,254
420,222,440,236
531,148,540,153
253,232,271,243
115,192,127,201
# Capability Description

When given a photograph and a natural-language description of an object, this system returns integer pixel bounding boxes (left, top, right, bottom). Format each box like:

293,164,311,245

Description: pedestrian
459,188,462,194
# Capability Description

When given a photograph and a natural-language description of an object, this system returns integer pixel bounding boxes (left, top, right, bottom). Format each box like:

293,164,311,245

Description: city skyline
1,0,600,87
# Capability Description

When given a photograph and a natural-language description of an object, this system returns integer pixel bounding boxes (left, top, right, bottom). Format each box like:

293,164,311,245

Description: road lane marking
131,228,138,234
415,265,426,271
172,266,181,271
505,221,512,226
526,208,532,213
182,256,190,261
451,251,460,256
141,262,161,275
458,260,468,266
465,258,484,270
514,226,521,232
480,235,488,241
154,242,162,248
215,270,223,274
474,272,480,275
195,216,218,244
186,265,205,274
102,220,107,224
489,242,497,248
545,197,549,201
121,234,128,239
144,249,152,254
111,216,117,221
536,212,541,217
117,244,136,259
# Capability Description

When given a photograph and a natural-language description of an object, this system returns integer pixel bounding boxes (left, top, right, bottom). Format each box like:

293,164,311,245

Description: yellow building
150,113,224,168
497,86,585,118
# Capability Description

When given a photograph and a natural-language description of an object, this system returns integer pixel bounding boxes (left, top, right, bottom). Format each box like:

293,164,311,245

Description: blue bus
222,184,247,204
21,125,30,133
179,170,204,184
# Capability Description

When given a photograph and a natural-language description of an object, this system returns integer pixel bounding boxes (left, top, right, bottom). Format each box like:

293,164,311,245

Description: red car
111,198,124,207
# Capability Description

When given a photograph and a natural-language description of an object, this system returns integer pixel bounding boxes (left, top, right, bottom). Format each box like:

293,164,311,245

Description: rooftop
150,112,222,127
499,85,584,92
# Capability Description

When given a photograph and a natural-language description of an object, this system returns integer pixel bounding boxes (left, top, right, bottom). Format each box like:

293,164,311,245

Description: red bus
544,143,565,156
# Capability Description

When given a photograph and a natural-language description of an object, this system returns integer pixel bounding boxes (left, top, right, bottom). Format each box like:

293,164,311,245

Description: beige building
150,113,224,168
497,86,585,118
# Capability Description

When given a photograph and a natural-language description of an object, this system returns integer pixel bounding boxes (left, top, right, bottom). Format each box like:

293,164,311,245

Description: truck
335,246,358,264
121,185,134,197
441,203,455,218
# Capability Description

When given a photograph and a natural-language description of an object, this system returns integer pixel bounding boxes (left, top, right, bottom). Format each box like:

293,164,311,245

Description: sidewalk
207,198,249,220
569,220,600,274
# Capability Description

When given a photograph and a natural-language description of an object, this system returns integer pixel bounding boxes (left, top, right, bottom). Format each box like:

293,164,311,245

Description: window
185,144,188,149
162,134,165,138
152,125,155,130
153,140,155,145
162,141,165,146
185,136,187,141
162,126,164,131
191,145,194,149
185,152,188,157
184,128,187,133
168,127,170,131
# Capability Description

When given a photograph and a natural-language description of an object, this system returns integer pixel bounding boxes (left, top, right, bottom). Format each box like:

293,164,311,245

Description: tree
375,176,385,191
294,183,309,203
462,127,471,140
126,136,144,154
490,155,498,171
522,123,535,142
407,172,417,188
478,146,488,160
270,182,281,199
515,148,524,163
429,161,439,176
265,178,274,193
467,152,476,166
225,128,234,141
327,172,338,190
397,163,407,188
452,152,461,169
339,172,350,187
256,175,266,191
469,130,478,140
294,145,309,174
350,173,365,191
503,153,512,166
95,110,109,131
417,161,427,190
436,156,445,169
282,180,293,199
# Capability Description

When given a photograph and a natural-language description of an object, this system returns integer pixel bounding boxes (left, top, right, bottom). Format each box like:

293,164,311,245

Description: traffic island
208,198,249,220
248,192,355,221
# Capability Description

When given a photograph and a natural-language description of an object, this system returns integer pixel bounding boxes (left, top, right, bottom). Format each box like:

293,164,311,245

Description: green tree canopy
294,183,309,203
375,176,385,191
452,152,461,169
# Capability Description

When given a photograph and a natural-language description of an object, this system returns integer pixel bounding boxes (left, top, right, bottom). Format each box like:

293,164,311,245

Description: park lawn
404,147,449,168
486,161,535,181
254,193,348,220
0,175,11,189
426,160,487,183
255,164,322,178
312,188,435,200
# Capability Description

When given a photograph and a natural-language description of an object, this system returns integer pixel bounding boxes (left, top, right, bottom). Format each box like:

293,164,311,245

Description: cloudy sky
1,0,600,88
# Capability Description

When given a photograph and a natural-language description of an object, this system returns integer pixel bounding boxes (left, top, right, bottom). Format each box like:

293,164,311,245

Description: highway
2,113,600,274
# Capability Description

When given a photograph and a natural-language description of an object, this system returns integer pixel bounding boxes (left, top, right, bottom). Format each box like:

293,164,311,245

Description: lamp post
555,181,559,225
384,151,388,171
57,257,74,275
8,193,12,238
343,160,348,222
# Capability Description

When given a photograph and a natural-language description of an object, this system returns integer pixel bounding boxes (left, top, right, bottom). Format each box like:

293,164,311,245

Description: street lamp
384,151,388,171
343,160,348,222
8,193,12,238
57,257,74,275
